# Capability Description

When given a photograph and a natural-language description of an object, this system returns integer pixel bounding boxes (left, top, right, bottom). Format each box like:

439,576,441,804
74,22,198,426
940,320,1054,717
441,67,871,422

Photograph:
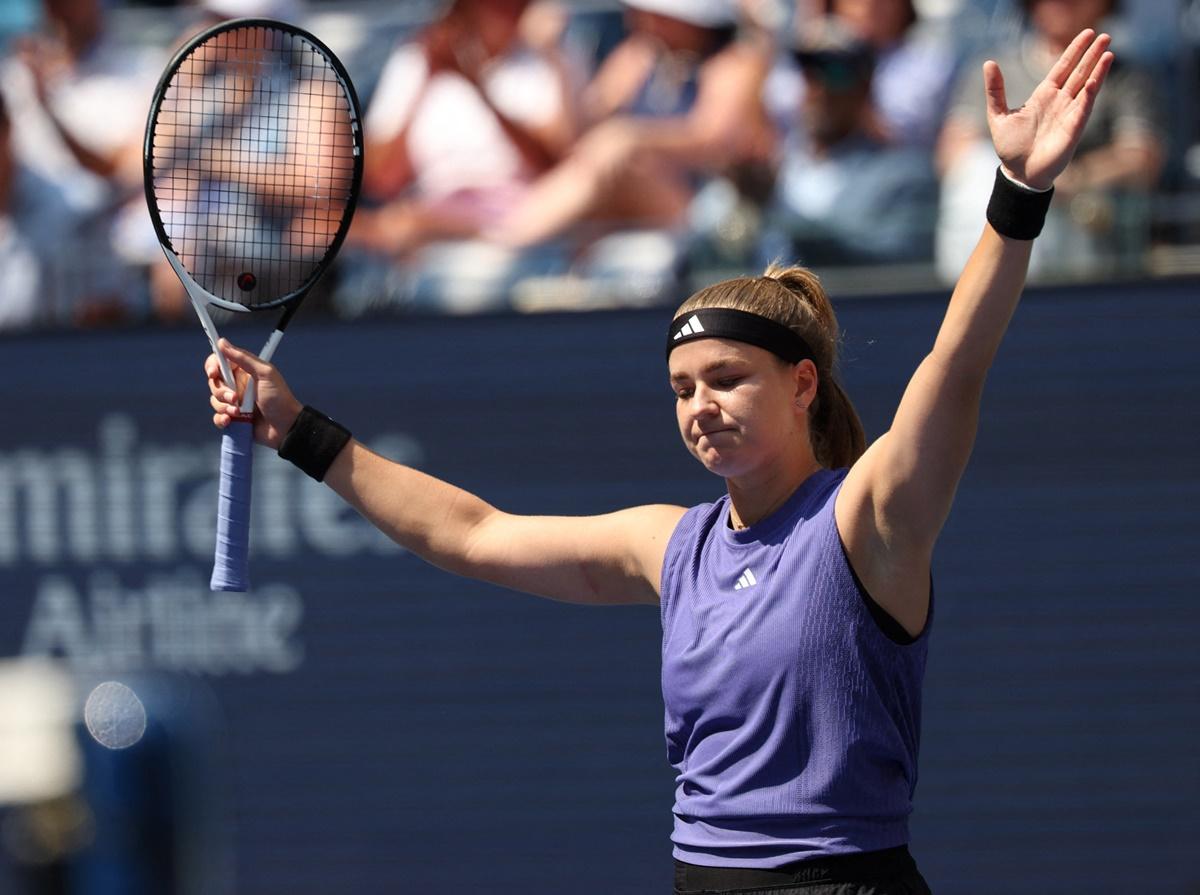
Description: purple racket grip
211,419,254,591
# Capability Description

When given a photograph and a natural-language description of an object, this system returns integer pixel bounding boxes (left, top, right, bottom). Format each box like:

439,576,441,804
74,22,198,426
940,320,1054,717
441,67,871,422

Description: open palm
985,29,1114,191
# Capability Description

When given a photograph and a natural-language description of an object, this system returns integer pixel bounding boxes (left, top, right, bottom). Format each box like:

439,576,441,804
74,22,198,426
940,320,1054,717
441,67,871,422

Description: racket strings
150,25,358,307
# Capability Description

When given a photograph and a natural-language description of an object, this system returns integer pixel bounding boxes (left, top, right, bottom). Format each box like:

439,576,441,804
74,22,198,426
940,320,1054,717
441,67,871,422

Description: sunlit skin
669,338,822,528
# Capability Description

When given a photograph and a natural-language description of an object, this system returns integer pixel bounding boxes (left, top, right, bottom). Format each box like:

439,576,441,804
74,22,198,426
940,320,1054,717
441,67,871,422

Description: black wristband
277,405,352,482
986,166,1054,240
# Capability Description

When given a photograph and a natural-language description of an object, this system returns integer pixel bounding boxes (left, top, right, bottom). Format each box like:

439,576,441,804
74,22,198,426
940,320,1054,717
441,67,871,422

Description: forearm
843,31,1112,559
849,226,1034,557
322,439,497,578
930,224,1034,382
318,438,671,605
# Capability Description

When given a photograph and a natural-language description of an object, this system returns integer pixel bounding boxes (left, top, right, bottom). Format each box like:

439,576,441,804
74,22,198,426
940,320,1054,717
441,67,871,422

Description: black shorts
673,845,932,895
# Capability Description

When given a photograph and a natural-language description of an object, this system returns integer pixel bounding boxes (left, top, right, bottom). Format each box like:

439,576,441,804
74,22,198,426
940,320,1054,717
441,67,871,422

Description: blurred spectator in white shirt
349,0,582,259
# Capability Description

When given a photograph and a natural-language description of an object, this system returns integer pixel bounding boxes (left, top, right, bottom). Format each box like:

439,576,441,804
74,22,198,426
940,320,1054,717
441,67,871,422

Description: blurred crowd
0,0,1195,330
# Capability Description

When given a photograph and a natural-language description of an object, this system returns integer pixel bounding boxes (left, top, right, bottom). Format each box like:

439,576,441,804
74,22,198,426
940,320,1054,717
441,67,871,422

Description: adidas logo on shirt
733,568,758,591
673,314,705,340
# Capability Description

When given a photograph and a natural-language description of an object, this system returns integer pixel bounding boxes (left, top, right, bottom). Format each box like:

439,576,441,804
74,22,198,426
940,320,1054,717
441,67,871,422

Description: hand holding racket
206,339,301,448
144,17,363,591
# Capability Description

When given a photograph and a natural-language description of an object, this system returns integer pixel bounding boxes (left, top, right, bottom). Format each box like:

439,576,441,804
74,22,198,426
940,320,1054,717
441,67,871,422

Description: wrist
277,406,352,482
275,401,303,445
998,164,1053,193
987,166,1055,240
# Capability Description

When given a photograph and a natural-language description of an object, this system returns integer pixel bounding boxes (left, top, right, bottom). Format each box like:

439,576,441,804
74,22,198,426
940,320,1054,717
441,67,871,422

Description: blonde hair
674,263,866,468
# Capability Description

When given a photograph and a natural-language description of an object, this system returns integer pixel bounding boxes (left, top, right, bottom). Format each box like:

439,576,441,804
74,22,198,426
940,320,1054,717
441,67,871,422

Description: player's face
669,338,804,479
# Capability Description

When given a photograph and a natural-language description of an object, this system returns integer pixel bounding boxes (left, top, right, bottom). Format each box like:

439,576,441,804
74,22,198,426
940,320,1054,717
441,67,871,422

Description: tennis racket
144,18,363,592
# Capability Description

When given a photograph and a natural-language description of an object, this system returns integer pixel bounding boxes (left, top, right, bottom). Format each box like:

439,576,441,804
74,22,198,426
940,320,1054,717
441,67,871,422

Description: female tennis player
206,30,1112,894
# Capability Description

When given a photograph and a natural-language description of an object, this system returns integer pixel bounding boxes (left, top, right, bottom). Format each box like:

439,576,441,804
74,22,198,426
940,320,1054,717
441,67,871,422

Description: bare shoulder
620,503,689,557
616,503,689,602
621,502,689,531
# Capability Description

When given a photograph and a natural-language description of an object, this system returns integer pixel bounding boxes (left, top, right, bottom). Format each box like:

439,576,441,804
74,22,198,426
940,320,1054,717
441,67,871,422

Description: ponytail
811,375,865,469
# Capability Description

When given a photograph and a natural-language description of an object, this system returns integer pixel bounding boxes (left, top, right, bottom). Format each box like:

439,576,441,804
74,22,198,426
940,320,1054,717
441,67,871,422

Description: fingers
211,391,240,417
218,338,270,376
205,353,242,395
982,60,1007,120
1064,50,1113,134
1063,32,1111,98
208,373,237,402
1046,29,1095,91
205,342,253,421
1085,50,1115,98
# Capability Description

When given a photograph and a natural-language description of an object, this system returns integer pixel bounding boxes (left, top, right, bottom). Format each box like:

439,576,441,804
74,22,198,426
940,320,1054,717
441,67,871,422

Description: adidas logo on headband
665,308,815,365
673,315,705,340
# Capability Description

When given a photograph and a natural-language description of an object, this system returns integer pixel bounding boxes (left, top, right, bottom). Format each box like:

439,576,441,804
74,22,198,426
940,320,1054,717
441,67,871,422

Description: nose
687,383,720,418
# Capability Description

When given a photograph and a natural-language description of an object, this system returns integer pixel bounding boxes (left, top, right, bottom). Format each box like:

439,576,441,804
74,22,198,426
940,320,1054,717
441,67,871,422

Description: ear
792,359,819,413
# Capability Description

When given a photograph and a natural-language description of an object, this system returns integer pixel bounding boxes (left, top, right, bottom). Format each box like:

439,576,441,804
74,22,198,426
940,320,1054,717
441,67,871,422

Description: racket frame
142,16,363,589
143,15,364,315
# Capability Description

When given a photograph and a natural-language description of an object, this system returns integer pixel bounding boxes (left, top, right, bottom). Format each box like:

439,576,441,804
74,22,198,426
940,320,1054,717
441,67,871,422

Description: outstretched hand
985,29,1113,191
206,339,303,450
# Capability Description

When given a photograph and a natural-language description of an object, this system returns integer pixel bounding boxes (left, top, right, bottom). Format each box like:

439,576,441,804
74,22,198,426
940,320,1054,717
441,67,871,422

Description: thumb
218,338,270,377
982,60,1008,121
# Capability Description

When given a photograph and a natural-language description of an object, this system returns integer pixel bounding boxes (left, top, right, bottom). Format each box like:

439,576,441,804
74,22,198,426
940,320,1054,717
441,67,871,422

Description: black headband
666,308,815,365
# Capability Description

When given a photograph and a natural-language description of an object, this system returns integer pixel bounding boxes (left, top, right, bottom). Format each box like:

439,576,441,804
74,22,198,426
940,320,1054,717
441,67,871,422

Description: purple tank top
659,468,931,867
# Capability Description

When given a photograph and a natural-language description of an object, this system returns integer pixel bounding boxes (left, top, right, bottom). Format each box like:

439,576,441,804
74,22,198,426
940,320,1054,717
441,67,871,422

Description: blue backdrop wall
0,277,1196,894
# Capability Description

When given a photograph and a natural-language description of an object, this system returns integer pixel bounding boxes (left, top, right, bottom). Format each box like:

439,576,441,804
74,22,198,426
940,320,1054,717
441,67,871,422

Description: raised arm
207,341,683,606
836,30,1113,636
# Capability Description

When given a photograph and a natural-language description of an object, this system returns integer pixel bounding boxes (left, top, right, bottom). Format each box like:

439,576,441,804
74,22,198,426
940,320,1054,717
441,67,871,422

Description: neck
726,454,823,530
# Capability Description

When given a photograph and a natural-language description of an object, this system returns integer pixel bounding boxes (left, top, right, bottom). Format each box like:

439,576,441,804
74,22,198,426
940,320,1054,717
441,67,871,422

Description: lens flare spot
84,681,147,750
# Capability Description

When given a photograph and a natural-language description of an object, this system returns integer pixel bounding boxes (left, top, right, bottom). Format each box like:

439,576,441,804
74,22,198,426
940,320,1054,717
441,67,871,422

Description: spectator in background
820,0,960,148
760,17,938,267
348,0,581,260
336,0,584,313
0,91,74,331
1,0,162,325
344,0,775,312
491,0,775,251
935,0,1166,281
